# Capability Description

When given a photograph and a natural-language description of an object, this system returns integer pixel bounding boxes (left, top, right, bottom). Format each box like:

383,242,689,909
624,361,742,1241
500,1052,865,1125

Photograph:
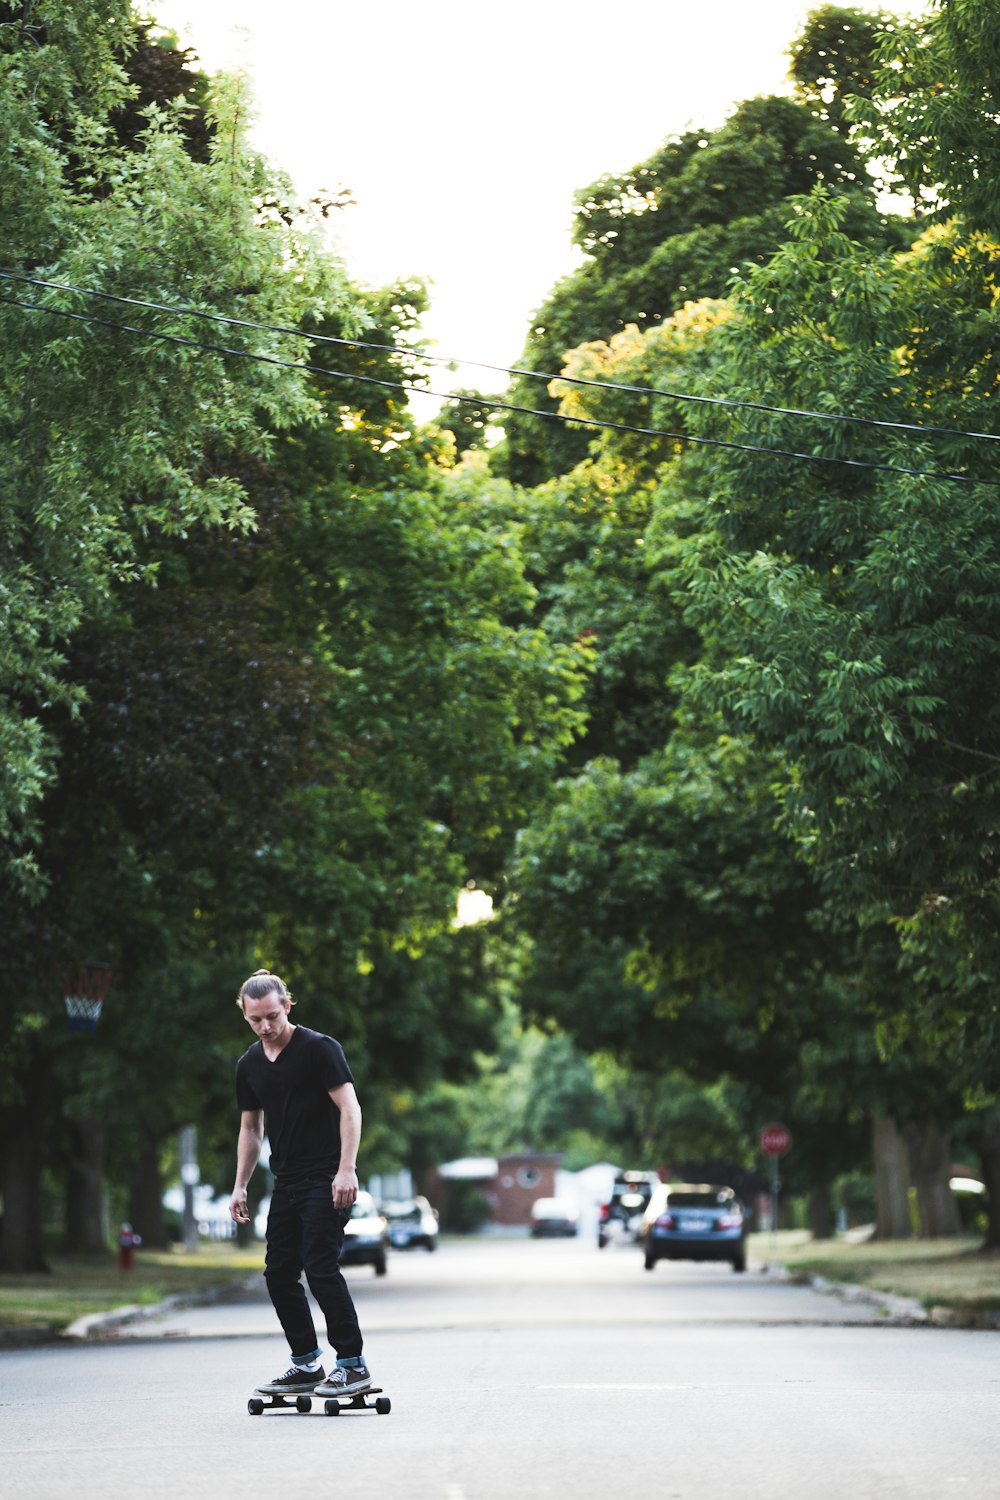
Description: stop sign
760,1122,792,1157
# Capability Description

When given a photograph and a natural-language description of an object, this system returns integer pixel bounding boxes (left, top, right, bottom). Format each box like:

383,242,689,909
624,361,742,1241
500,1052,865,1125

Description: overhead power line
1,268,998,448
1,289,996,490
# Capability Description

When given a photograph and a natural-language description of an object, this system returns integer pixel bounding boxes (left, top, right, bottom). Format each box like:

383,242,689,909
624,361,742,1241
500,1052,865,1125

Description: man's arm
229,1109,264,1225
329,1081,361,1209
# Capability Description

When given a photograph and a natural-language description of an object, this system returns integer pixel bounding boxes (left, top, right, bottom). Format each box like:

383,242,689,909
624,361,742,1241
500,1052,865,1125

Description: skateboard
247,1385,391,1417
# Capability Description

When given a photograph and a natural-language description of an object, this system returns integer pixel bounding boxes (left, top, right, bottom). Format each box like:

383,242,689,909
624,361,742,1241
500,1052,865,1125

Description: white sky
149,1,917,392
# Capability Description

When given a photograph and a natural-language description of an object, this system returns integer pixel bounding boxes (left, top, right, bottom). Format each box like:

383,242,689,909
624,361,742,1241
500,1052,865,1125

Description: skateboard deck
247,1385,391,1417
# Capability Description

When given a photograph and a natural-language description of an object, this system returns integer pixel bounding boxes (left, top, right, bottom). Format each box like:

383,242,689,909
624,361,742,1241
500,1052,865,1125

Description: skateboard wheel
375,1396,391,1415
248,1398,264,1416
324,1400,341,1416
295,1396,312,1413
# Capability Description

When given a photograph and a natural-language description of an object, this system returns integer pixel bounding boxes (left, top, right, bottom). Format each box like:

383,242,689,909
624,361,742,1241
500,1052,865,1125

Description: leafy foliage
0,2,357,891
487,5,1000,1237
849,1,1000,230
497,29,901,486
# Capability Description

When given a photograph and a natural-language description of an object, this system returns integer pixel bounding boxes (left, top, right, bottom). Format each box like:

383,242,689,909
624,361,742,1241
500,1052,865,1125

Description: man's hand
229,1190,251,1225
332,1168,358,1210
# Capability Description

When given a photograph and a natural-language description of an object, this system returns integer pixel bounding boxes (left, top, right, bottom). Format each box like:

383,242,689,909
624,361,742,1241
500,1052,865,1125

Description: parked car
639,1183,747,1272
530,1196,579,1237
597,1171,661,1248
382,1195,439,1251
339,1190,389,1275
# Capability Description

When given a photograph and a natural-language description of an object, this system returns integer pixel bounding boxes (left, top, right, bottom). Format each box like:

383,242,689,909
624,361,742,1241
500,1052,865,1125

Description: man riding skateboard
229,968,374,1398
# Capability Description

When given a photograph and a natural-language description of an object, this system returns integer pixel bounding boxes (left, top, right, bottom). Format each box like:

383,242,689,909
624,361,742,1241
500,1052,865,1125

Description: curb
759,1260,925,1322
806,1274,929,1323
64,1296,182,1340
928,1304,1000,1330
0,1325,63,1349
764,1261,1000,1328
63,1275,256,1341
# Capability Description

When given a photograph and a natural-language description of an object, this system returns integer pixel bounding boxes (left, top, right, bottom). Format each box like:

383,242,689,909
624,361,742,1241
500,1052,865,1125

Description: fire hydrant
118,1222,142,1271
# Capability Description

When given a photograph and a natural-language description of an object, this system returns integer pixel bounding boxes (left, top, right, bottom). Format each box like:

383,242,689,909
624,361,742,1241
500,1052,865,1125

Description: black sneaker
255,1365,326,1394
314,1361,372,1397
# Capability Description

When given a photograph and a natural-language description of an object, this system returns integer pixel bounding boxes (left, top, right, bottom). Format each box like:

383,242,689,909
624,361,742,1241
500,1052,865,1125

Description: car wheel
425,1240,436,1252
597,1233,607,1249
643,1250,656,1271
374,1251,388,1276
732,1250,746,1273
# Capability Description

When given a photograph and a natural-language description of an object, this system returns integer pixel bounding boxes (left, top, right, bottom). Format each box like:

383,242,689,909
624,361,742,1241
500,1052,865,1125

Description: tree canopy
486,3,1000,1244
0,0,358,895
496,6,904,486
0,7,589,1268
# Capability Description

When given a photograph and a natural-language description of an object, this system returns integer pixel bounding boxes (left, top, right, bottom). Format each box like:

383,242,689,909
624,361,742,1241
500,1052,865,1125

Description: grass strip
752,1230,1000,1313
0,1243,264,1333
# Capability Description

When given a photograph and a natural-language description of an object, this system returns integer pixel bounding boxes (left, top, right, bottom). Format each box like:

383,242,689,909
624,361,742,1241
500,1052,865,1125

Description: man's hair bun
237,968,294,1010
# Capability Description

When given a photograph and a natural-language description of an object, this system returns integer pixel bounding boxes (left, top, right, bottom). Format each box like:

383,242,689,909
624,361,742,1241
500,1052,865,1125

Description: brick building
489,1153,562,1227
432,1152,562,1229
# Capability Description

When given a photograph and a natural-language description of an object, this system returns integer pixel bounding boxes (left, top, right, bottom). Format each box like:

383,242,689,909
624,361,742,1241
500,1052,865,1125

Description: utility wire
2,267,998,448
1,290,996,490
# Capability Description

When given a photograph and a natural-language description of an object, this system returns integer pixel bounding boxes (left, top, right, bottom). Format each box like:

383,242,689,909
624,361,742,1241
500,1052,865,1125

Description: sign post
759,1123,792,1262
180,1126,200,1252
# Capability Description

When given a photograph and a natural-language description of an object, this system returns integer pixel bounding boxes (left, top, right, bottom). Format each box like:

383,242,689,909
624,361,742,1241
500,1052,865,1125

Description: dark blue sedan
639,1183,747,1273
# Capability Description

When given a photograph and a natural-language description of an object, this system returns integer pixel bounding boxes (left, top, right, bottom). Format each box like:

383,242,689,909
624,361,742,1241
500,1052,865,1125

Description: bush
440,1182,492,1234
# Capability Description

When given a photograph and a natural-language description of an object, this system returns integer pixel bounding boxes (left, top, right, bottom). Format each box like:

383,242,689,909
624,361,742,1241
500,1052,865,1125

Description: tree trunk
905,1120,962,1239
809,1184,834,1239
871,1111,912,1239
129,1133,168,1249
975,1123,1000,1251
0,1108,50,1272
64,1116,108,1253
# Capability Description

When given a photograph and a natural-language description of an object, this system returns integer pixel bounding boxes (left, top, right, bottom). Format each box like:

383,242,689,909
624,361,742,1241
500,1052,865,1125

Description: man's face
243,990,292,1043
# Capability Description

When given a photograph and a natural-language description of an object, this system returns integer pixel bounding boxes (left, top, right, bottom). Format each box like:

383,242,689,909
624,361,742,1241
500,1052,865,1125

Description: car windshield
350,1195,377,1219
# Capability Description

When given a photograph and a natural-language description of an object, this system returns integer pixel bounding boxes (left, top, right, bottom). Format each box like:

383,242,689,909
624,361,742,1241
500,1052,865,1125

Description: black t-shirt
235,1026,354,1185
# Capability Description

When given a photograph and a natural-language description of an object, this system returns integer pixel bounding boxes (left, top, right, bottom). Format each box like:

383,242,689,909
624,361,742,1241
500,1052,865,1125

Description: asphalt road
2,1235,998,1500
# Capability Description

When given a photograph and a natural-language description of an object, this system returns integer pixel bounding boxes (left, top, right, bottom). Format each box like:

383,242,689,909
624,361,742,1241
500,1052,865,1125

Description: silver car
339,1190,389,1275
383,1195,439,1251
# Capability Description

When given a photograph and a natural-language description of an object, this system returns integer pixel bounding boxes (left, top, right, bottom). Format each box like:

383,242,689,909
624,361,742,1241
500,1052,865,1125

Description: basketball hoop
65,961,113,1034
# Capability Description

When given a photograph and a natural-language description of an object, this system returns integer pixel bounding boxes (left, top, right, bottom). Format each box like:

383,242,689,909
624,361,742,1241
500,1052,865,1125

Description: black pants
264,1177,363,1361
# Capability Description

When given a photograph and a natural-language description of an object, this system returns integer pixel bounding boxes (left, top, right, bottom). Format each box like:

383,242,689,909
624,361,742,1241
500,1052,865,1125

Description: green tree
498,79,897,485
849,0,1000,230
0,2,357,895
681,188,1000,1035
0,10,357,1266
493,158,989,1241
428,389,504,459
669,123,1000,1225
787,4,893,135
0,170,592,1270
1,383,590,1267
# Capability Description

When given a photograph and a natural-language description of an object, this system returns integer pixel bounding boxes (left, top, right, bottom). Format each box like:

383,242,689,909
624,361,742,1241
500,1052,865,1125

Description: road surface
2,1235,997,1499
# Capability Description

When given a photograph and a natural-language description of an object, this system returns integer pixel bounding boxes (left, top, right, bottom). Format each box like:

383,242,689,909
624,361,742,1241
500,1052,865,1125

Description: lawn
751,1229,1000,1317
0,1242,264,1336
